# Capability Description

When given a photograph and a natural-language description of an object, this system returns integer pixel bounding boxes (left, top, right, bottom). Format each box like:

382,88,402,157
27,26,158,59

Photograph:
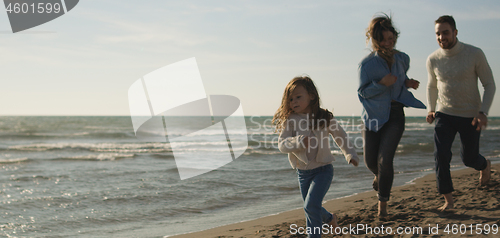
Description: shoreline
171,162,499,237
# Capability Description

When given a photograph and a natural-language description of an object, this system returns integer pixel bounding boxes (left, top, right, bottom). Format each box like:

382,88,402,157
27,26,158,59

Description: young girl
273,76,359,237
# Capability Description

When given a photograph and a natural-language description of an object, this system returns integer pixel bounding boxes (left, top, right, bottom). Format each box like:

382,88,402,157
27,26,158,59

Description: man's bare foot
438,203,454,211
378,201,388,217
438,193,454,211
480,159,491,186
372,176,378,191
328,213,338,229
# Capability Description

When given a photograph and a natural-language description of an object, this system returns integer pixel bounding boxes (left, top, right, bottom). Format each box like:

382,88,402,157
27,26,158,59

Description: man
426,15,496,211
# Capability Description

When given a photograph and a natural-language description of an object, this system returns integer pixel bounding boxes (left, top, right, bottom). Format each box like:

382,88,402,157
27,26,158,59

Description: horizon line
2,115,498,117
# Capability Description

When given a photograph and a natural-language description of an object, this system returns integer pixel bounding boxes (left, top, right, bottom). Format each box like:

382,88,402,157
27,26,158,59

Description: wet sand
171,163,500,237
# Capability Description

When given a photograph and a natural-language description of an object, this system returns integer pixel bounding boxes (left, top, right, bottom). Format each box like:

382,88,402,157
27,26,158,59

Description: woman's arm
358,66,393,99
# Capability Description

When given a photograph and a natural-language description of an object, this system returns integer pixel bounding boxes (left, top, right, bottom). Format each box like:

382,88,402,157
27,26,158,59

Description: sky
1,0,499,116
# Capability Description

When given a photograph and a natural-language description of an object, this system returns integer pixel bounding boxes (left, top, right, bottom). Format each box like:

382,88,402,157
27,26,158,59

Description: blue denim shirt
358,51,426,132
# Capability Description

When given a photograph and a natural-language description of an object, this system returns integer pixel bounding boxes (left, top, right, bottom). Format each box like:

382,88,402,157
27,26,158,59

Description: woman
358,14,426,216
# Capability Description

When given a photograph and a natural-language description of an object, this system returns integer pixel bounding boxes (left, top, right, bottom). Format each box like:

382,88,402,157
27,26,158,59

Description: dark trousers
434,112,488,194
363,102,405,201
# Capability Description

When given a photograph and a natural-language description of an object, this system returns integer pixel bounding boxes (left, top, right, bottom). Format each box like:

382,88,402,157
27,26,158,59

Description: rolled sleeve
358,66,388,99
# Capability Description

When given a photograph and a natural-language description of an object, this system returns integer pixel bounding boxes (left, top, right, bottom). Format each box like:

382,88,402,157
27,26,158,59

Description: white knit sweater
278,113,359,170
426,41,496,117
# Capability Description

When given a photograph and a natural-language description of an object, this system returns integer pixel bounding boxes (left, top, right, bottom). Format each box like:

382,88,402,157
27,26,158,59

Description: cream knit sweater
427,41,496,117
278,113,359,170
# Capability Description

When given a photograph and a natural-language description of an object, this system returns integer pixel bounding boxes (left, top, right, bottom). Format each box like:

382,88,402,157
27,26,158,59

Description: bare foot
328,213,339,230
480,159,491,186
438,203,454,211
372,176,378,191
438,193,454,211
378,201,388,217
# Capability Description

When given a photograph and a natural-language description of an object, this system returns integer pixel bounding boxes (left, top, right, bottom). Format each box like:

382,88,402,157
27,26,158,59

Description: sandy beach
172,163,500,237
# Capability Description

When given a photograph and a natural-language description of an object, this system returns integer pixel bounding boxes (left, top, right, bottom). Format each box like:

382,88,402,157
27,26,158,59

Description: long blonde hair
366,13,399,66
272,76,332,133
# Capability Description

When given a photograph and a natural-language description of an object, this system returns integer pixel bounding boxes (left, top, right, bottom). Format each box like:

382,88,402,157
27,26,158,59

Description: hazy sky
1,0,499,116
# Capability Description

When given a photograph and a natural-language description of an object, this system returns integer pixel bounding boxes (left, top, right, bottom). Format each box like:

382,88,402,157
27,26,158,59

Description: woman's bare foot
328,213,339,230
438,193,454,211
378,201,388,217
480,159,491,186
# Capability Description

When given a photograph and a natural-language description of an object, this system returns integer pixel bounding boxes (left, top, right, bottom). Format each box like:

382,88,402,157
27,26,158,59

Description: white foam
9,143,171,153
59,153,135,161
0,157,28,163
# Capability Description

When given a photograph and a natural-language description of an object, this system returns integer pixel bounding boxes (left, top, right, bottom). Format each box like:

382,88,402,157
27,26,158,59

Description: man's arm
426,57,438,123
472,49,496,130
476,49,496,114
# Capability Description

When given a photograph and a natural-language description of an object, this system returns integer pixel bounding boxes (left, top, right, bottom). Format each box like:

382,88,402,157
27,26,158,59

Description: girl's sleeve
278,119,306,153
328,117,359,164
358,64,388,99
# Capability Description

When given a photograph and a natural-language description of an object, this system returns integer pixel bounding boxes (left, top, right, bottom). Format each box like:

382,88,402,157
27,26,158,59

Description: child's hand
349,159,359,167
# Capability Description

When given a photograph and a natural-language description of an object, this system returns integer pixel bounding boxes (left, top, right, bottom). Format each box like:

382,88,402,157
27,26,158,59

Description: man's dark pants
434,112,488,194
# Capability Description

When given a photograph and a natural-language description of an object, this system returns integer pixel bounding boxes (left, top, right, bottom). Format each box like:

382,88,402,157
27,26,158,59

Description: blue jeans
363,102,405,201
297,164,334,238
434,112,488,194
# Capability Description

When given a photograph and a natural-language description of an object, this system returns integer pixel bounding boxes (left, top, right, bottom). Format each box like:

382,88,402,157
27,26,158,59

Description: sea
1,116,499,237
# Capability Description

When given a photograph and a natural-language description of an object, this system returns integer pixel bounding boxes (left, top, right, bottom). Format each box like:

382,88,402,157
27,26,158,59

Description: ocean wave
0,154,142,164
243,150,282,156
174,147,239,153
169,141,234,148
405,122,433,127
248,140,278,146
247,128,278,136
150,153,176,159
0,157,29,164
346,130,362,134
246,144,280,152
0,131,135,139
52,153,135,161
170,130,248,137
405,128,432,131
394,167,434,175
217,166,291,173
11,174,69,182
485,126,500,130
8,143,172,153
485,155,500,159
395,143,434,154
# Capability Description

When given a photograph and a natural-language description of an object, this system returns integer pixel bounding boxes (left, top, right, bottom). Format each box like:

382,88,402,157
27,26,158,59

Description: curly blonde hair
366,13,399,66
272,76,332,133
